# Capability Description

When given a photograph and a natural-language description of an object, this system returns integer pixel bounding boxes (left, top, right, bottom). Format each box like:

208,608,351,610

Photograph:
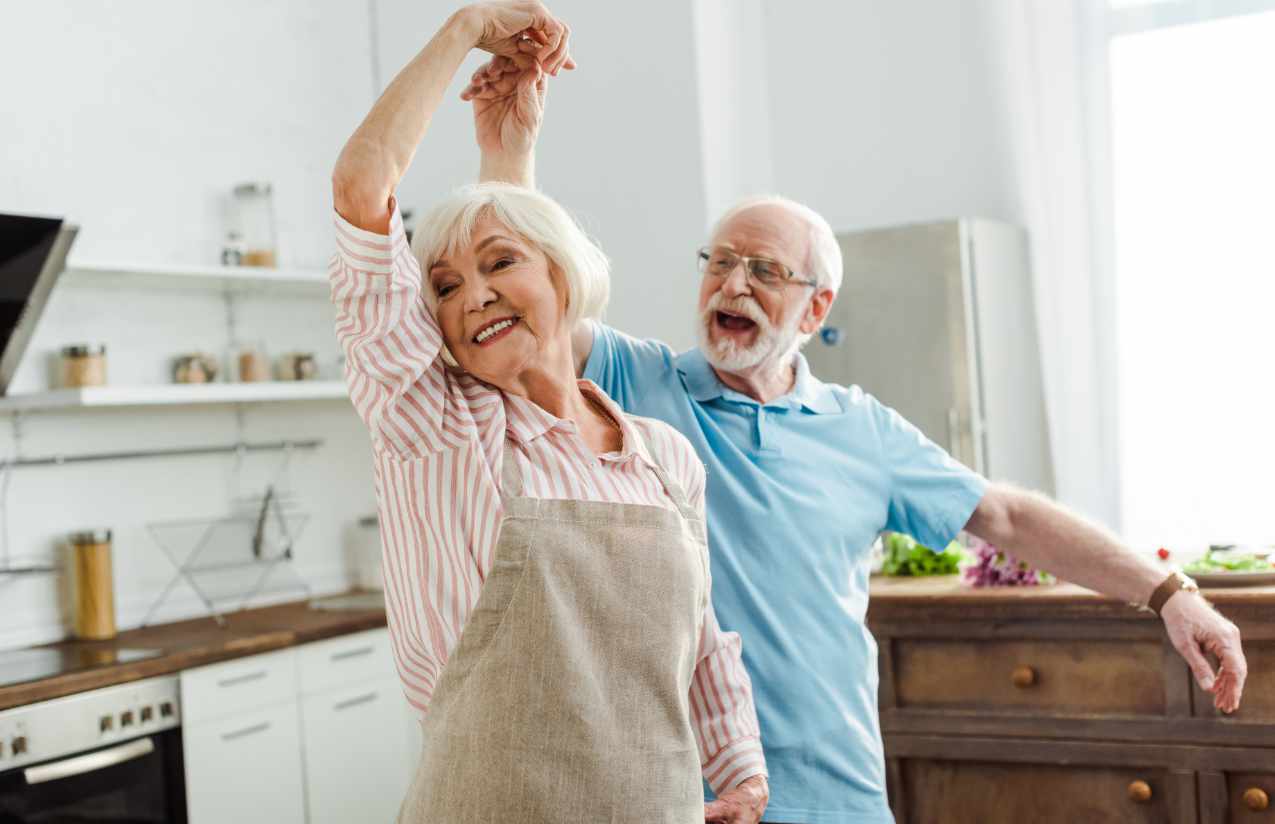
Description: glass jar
232,182,278,268
59,344,108,388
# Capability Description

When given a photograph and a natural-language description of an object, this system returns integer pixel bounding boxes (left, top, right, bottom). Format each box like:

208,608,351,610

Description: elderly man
460,48,1247,824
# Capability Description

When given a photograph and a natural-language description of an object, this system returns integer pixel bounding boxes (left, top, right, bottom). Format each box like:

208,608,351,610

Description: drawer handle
331,645,374,662
1011,666,1037,688
334,691,379,712
1244,787,1269,811
217,670,268,688
221,721,271,742
1128,780,1153,804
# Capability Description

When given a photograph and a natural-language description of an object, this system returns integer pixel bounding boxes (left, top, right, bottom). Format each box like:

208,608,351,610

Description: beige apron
398,428,710,824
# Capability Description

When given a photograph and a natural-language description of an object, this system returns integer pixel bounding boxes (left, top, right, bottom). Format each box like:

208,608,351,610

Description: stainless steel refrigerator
805,219,1055,494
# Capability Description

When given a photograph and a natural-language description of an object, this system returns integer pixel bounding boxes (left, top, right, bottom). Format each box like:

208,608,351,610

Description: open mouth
473,316,520,345
715,310,758,334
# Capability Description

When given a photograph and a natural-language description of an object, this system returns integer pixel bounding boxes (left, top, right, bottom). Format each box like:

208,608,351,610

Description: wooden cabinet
868,578,1275,824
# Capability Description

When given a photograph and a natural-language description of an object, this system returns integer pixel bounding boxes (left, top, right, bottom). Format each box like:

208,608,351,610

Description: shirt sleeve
686,459,768,794
582,321,679,412
329,198,471,458
869,394,989,549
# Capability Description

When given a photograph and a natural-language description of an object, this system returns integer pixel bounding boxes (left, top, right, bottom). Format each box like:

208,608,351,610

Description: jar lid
233,182,273,196
61,344,106,357
68,529,112,545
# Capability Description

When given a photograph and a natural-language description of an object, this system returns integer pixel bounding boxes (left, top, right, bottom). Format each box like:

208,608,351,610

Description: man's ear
799,288,836,335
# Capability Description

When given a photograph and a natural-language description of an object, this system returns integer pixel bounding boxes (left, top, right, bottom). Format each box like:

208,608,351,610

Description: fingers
1210,626,1247,713
1177,634,1219,694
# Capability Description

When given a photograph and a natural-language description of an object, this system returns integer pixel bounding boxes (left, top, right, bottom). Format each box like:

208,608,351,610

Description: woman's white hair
410,182,610,325
710,194,842,295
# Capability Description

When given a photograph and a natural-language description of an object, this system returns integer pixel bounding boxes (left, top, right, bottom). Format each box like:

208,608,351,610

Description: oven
0,675,186,823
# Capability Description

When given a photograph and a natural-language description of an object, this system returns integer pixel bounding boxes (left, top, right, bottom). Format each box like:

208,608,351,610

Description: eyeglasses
696,246,818,289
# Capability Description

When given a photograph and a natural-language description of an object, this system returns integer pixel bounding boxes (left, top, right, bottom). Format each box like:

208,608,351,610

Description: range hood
0,213,78,395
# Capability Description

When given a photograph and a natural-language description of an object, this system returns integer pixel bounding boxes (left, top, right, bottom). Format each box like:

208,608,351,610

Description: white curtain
983,0,1122,529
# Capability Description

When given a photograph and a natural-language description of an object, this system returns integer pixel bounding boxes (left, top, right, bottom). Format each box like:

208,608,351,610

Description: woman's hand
457,1,575,75
704,774,768,824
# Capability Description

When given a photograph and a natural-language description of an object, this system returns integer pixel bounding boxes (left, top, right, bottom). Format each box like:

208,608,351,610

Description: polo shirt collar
674,348,841,414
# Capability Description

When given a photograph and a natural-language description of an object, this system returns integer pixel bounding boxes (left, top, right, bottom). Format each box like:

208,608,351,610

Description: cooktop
0,646,162,689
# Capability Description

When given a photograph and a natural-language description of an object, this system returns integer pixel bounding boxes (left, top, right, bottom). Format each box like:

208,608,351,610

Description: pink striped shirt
328,202,765,792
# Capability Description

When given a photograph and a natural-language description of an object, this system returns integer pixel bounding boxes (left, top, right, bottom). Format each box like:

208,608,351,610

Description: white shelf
62,260,330,294
0,381,350,412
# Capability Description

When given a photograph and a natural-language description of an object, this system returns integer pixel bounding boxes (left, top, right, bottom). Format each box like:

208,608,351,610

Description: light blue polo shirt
585,323,988,824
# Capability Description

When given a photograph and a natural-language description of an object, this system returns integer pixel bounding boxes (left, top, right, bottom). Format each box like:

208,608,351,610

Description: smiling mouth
715,311,757,333
473,316,520,345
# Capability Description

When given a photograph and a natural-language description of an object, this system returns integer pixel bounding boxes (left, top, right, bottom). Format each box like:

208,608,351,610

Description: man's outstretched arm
965,484,1246,713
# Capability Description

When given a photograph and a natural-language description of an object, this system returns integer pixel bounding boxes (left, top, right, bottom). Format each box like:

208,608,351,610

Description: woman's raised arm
332,2,571,233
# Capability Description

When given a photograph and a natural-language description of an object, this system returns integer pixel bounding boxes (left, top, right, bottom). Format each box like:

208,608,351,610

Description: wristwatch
1147,570,1201,616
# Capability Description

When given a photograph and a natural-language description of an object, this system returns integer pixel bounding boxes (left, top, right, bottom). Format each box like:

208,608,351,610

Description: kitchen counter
869,574,1275,620
0,594,387,711
866,575,1275,823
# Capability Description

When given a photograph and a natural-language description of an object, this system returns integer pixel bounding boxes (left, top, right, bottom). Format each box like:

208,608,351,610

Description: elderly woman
329,3,768,822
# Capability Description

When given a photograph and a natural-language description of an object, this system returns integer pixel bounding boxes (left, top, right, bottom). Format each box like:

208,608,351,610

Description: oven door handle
23,737,155,785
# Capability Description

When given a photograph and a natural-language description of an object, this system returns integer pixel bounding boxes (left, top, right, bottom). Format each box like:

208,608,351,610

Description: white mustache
703,294,769,330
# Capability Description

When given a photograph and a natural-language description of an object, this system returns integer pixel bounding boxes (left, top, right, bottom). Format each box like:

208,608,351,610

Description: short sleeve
582,322,678,411
870,395,988,549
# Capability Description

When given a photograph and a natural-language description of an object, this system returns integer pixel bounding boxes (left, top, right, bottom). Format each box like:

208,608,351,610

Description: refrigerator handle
946,407,961,460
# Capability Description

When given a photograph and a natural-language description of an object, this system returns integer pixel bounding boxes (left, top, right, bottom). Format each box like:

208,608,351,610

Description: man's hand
462,56,546,159
1161,591,1247,713
704,774,768,824
456,1,575,75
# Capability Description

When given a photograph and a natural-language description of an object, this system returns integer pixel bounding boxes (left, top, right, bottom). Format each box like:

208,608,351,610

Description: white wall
376,0,710,351
759,1,1020,234
0,1,380,649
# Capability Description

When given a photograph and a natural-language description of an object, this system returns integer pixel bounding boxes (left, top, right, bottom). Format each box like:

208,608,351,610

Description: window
1107,5,1275,550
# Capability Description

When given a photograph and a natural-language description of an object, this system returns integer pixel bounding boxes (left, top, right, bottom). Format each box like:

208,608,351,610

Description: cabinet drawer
180,649,298,725
893,638,1166,716
1222,772,1275,823
183,702,306,824
297,628,395,695
300,678,413,824
900,758,1176,824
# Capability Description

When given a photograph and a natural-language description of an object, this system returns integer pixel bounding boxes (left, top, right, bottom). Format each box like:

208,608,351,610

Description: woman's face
427,214,569,386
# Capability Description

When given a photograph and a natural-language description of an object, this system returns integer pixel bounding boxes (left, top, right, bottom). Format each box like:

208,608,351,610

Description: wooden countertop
868,574,1275,621
0,595,386,711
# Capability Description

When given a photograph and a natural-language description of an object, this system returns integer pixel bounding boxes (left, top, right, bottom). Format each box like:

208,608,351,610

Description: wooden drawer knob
1128,780,1153,804
1244,787,1269,811
1011,666,1037,688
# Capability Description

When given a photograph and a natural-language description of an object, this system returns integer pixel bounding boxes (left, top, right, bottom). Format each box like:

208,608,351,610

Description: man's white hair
709,195,843,295
410,182,610,325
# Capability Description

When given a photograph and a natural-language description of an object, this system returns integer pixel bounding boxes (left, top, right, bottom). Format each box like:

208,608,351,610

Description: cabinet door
900,758,1186,824
183,702,306,824
301,678,413,824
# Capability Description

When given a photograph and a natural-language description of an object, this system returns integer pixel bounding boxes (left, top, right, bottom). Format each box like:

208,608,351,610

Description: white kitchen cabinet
183,700,307,824
180,629,418,824
300,678,411,824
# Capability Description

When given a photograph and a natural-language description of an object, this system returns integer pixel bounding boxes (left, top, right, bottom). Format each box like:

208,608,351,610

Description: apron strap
627,425,701,523
499,433,527,500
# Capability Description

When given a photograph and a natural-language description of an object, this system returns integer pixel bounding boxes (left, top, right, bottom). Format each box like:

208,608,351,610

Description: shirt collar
674,347,842,414
503,380,651,464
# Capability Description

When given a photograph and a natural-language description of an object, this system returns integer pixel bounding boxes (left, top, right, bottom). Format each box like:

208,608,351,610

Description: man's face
696,204,826,373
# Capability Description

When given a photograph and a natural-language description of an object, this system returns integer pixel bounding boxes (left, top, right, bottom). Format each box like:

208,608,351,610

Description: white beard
697,292,805,375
